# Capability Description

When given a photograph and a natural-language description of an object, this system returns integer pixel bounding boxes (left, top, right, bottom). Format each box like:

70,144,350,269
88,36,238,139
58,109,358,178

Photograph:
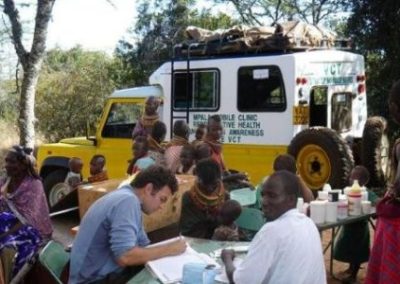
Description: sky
47,0,137,54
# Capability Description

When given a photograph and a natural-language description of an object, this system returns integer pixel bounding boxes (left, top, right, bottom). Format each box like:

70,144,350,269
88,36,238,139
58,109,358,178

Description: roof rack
173,22,352,59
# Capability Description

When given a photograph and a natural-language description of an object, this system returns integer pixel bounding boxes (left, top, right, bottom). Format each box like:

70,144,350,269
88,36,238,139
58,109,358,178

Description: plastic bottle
347,180,362,216
297,197,304,213
337,197,348,219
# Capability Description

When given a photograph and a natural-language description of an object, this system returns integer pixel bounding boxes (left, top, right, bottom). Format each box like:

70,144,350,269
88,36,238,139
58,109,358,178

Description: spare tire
288,127,354,190
361,116,390,187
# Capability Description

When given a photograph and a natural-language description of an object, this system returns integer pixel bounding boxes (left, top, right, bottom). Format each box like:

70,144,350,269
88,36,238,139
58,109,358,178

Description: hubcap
297,144,331,190
49,183,71,207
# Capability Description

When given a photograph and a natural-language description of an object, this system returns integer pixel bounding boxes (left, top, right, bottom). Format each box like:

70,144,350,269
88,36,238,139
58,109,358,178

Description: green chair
235,207,265,232
38,240,70,284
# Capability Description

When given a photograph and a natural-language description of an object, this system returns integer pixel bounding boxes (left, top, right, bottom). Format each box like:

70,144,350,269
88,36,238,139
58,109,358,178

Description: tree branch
29,0,55,64
3,0,28,66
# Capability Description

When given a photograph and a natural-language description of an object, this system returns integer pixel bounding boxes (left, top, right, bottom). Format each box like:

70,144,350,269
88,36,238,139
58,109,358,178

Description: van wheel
43,169,68,208
361,116,390,187
288,127,354,190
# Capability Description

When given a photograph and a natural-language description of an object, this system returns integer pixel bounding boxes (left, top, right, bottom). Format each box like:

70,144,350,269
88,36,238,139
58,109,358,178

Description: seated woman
179,158,226,239
0,146,53,283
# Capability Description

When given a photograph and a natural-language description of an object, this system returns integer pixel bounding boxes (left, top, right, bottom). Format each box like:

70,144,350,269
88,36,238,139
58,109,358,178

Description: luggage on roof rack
174,21,351,58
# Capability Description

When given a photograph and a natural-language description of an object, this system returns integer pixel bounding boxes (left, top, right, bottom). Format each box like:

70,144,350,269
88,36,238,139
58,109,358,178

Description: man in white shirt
221,170,326,284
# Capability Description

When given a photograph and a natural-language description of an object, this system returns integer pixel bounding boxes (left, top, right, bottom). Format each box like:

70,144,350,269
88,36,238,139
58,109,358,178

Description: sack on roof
181,21,337,56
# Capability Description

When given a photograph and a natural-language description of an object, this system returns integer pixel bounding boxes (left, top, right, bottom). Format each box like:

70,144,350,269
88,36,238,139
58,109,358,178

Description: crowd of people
2,81,400,284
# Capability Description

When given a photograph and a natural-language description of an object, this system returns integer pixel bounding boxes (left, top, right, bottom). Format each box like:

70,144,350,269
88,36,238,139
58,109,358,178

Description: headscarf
8,145,40,179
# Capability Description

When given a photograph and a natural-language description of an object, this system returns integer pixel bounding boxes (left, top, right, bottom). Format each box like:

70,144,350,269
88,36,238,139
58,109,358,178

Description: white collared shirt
234,209,326,284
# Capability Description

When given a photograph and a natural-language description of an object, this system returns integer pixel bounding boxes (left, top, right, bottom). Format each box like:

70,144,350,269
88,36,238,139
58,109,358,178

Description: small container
323,183,332,192
328,191,339,202
337,198,348,220
326,202,338,222
310,200,327,224
297,197,304,213
347,180,362,216
318,191,329,200
362,200,372,214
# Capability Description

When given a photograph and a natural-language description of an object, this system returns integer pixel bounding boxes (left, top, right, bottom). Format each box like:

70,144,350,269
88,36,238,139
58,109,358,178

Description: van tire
361,116,390,188
288,127,354,190
43,169,68,209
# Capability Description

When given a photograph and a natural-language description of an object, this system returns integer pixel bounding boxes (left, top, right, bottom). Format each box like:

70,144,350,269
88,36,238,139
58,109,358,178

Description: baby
65,157,83,189
212,200,242,241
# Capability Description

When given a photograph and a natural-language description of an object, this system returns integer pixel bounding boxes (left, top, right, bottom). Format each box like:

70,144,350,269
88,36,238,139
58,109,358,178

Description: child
65,157,83,189
88,155,108,183
191,123,206,147
212,199,242,241
177,144,196,175
334,165,379,283
130,136,155,174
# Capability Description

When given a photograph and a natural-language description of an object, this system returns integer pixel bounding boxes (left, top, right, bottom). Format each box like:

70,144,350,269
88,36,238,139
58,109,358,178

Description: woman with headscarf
0,145,52,283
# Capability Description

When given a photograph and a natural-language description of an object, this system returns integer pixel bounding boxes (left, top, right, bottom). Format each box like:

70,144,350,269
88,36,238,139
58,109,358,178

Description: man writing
221,170,326,284
69,166,186,284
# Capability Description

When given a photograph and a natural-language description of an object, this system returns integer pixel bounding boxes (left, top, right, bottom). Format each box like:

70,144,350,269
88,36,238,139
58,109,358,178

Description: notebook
146,237,220,284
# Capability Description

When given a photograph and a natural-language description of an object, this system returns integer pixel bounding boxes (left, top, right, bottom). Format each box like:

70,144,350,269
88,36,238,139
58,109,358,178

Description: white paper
146,238,220,284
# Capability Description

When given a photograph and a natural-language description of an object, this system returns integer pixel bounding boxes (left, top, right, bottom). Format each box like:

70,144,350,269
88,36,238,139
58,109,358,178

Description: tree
346,0,400,137
214,0,350,25
36,47,118,142
2,0,55,148
115,0,237,87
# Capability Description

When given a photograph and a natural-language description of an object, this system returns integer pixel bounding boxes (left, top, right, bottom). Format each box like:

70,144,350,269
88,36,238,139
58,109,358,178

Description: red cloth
365,198,400,284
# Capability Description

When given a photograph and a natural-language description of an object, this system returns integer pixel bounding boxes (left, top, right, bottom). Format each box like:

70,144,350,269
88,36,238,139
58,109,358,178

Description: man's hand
221,249,236,284
166,238,187,256
221,249,235,262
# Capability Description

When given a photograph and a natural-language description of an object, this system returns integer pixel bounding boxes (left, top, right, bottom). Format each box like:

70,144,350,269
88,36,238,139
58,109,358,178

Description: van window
173,69,219,110
102,103,142,138
238,66,286,112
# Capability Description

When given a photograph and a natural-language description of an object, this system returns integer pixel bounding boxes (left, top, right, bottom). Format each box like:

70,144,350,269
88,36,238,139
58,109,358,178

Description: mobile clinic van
37,22,388,208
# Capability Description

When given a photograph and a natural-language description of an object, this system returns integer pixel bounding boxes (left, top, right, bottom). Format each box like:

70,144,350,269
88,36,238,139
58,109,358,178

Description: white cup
361,200,372,214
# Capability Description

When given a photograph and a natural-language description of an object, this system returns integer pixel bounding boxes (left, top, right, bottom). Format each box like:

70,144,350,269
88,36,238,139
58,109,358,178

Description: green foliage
115,0,238,87
35,47,120,142
213,0,350,25
0,80,19,122
346,0,400,139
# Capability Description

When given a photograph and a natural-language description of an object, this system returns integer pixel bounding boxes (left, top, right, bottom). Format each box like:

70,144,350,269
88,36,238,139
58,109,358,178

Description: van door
331,92,352,133
309,86,328,127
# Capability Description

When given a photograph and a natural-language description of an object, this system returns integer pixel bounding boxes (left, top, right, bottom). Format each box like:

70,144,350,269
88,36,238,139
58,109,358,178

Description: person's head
195,124,206,140
195,143,212,161
69,157,83,174
90,155,106,176
144,96,160,116
180,144,195,169
218,200,242,226
389,80,400,125
173,120,189,140
133,136,149,159
151,121,167,143
195,158,222,195
206,115,223,141
5,145,39,179
131,165,178,214
273,154,297,174
261,170,300,221
349,165,370,187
